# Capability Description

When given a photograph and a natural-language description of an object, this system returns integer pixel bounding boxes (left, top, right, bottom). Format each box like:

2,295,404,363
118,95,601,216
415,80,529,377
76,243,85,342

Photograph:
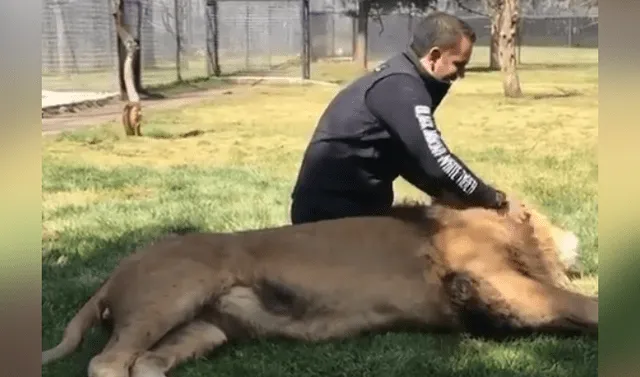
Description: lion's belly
212,281,454,342
235,227,457,336
219,259,456,340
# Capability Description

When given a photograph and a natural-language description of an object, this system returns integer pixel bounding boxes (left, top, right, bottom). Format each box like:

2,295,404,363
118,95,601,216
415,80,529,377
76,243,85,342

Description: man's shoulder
367,70,428,97
373,53,419,74
336,53,426,103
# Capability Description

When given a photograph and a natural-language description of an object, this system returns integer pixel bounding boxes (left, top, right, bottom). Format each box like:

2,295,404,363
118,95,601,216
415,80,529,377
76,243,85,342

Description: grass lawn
42,46,598,377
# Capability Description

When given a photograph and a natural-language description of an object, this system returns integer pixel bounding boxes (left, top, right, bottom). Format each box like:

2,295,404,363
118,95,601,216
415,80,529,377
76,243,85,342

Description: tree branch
112,0,142,136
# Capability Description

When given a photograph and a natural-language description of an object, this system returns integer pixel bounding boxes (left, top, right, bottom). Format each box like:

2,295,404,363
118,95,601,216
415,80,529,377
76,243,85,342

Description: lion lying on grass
42,197,597,377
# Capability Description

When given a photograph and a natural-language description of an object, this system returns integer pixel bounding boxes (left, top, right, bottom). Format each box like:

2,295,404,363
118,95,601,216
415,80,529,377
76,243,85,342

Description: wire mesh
42,0,119,92
215,0,303,76
41,0,598,94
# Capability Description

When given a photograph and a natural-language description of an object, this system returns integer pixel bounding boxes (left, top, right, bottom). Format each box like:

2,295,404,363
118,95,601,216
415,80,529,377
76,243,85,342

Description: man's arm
364,73,503,209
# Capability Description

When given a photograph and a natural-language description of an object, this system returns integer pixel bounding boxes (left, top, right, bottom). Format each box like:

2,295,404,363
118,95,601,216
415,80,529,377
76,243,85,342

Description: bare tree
454,0,522,95
341,0,438,70
159,0,191,78
452,0,501,69
341,0,525,96
112,0,143,136
353,0,371,69
498,0,522,97
486,0,502,70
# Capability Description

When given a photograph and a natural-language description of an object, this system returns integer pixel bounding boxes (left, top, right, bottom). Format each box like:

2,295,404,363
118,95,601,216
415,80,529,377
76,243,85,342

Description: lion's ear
518,200,532,222
522,206,531,222
504,195,531,224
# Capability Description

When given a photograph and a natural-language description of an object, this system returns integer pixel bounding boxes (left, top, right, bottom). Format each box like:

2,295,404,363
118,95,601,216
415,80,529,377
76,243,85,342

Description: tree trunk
112,0,143,136
175,0,183,81
206,0,220,76
134,1,143,93
114,0,142,101
353,0,370,70
498,0,522,98
113,1,140,102
489,8,501,70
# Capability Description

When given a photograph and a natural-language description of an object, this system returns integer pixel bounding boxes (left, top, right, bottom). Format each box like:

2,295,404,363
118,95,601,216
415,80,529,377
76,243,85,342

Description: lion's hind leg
87,266,229,377
130,320,228,377
443,270,598,339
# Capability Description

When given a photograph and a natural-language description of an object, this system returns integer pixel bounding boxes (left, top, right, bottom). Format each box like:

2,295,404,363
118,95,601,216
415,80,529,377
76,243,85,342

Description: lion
41,197,597,377
122,102,142,136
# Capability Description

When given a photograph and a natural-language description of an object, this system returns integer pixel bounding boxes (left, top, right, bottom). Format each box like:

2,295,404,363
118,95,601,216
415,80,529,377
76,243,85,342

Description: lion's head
393,194,582,279
498,195,581,275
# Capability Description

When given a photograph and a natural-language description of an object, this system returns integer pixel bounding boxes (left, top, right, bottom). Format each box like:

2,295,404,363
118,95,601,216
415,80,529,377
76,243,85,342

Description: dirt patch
42,77,341,135
42,87,239,135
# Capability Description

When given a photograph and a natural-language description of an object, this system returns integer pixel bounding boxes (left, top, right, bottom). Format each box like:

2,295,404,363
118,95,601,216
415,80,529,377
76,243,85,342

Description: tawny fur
122,102,142,136
42,197,597,377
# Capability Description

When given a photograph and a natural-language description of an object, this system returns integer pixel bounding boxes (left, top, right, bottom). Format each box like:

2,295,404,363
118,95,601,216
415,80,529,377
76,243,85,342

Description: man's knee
290,199,321,225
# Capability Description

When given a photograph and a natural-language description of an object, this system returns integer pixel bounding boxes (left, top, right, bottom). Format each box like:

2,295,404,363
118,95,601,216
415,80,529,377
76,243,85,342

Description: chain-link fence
216,0,304,75
309,13,598,61
42,0,598,94
42,0,120,92
42,0,307,94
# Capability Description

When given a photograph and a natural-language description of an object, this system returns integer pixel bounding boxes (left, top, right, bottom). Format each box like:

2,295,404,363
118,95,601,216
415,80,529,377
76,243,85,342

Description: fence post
301,0,311,79
330,0,336,56
267,2,272,68
407,12,412,45
175,0,182,81
134,0,142,92
245,3,250,69
205,0,220,76
53,3,67,74
568,16,573,47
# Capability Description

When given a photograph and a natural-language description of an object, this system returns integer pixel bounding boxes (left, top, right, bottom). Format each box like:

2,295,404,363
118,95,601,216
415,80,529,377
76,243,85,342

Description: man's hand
495,189,531,223
433,188,531,224
494,189,509,211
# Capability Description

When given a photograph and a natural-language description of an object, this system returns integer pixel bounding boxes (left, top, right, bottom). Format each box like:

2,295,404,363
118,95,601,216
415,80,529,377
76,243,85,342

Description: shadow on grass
599,237,640,375
467,62,597,74
529,89,582,100
42,221,597,377
143,128,208,139
42,222,209,377
139,89,167,100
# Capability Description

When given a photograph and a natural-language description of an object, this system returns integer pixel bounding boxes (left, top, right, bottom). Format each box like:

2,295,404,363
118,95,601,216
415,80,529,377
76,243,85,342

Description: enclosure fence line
41,0,598,93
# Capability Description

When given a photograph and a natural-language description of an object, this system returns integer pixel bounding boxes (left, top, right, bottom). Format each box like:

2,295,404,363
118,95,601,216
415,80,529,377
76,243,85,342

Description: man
290,11,509,225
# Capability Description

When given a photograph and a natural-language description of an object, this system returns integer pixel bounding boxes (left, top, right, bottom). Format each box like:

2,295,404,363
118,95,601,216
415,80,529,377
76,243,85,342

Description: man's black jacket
291,50,500,219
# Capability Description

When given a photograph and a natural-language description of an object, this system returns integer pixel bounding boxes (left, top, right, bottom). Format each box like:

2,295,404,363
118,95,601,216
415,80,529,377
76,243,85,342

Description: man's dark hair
409,11,477,57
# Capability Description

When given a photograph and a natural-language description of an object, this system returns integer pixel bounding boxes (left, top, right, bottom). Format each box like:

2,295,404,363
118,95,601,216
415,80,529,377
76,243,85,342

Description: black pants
290,192,388,225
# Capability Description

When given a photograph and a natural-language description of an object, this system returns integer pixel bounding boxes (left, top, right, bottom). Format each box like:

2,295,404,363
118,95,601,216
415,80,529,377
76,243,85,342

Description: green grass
42,46,597,92
41,54,302,92
42,46,598,377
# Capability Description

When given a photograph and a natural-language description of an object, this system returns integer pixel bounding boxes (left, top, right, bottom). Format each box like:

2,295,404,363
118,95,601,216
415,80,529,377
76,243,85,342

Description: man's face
420,35,473,83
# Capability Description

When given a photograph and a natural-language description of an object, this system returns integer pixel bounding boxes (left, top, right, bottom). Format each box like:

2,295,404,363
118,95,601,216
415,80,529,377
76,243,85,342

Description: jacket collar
402,48,451,110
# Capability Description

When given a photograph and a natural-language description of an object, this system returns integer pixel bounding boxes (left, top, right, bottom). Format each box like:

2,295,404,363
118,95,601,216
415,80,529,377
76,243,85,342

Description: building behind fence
42,0,598,93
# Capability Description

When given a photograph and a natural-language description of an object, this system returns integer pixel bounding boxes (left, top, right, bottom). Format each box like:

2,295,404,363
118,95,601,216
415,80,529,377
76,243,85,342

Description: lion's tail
42,278,110,365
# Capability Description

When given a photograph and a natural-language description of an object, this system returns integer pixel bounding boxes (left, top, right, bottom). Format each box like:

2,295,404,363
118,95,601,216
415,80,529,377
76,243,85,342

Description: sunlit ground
42,46,598,377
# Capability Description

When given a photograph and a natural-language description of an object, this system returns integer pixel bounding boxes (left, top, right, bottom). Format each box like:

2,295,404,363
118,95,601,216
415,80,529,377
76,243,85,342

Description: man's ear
427,47,442,61
421,47,441,72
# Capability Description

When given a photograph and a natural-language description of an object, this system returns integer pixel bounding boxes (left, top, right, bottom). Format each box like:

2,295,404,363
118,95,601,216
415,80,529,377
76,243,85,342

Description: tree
454,0,522,95
112,0,143,136
159,0,192,81
342,0,436,70
498,0,522,97
486,0,502,70
342,0,525,97
450,0,500,69
353,0,371,69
